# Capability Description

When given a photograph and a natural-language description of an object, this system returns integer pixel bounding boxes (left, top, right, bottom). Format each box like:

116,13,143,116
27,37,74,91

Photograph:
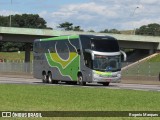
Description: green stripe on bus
41,35,79,41
95,71,112,76
45,53,80,80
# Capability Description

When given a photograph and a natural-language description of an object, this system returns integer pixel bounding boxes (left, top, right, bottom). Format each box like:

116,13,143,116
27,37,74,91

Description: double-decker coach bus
33,35,126,86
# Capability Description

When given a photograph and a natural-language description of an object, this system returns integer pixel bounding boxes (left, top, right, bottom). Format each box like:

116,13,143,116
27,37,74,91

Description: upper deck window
91,39,119,52
80,36,119,52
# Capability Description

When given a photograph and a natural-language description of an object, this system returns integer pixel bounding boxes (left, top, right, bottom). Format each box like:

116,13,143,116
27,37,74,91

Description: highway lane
0,76,160,92
0,76,40,84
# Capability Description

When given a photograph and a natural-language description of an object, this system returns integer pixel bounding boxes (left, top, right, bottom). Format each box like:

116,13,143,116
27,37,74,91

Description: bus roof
40,35,79,41
37,35,116,42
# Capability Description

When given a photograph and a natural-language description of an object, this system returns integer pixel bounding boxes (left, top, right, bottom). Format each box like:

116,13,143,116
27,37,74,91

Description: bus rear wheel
42,73,48,83
78,75,86,86
48,73,53,84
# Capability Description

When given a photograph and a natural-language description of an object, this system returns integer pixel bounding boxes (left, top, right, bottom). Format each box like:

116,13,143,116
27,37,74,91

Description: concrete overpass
0,27,160,62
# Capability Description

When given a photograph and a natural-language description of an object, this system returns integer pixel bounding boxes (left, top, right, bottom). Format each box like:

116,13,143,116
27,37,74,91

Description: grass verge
1,84,160,111
1,84,160,120
0,52,33,61
148,54,160,62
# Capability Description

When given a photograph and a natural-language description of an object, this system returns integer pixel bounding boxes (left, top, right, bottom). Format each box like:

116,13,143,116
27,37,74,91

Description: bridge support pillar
25,43,31,63
24,43,31,73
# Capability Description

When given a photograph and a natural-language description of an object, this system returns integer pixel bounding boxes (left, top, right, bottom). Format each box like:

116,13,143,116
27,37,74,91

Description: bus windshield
91,39,119,52
93,55,121,72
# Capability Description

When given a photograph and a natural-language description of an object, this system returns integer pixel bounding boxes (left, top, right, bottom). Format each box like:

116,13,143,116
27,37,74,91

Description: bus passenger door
82,52,93,82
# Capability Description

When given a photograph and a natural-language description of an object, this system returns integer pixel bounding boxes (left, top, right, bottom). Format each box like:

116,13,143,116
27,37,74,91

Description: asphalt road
0,76,160,92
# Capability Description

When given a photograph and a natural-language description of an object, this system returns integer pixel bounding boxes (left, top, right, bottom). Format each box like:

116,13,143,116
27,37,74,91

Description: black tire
71,81,77,85
52,80,58,84
78,74,86,86
42,73,48,83
48,72,58,84
48,73,53,84
102,82,110,86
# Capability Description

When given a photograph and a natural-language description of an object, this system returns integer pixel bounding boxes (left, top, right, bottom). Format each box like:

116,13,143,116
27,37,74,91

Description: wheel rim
78,76,82,85
48,74,52,83
78,75,86,85
79,76,82,83
42,74,47,83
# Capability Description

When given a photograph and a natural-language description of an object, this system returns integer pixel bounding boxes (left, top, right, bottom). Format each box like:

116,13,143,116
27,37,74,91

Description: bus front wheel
78,75,86,86
102,82,110,86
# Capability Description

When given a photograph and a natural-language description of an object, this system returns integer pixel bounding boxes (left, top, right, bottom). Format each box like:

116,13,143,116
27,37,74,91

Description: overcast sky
0,0,160,31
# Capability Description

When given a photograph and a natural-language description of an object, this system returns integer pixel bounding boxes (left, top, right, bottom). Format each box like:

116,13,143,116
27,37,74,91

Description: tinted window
91,39,119,52
80,36,119,52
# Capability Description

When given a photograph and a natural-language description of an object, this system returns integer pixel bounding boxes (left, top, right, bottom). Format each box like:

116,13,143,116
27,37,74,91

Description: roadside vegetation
0,51,33,62
122,53,160,77
0,84,160,115
147,54,160,62
0,84,160,120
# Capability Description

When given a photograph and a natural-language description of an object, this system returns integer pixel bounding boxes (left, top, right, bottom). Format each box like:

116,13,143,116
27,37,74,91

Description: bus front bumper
92,71,121,83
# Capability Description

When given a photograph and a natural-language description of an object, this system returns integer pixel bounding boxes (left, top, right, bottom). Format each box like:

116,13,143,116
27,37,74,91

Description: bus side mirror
120,50,127,61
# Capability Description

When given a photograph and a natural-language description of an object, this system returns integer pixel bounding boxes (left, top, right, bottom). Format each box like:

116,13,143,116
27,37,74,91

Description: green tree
108,29,120,34
88,29,95,32
0,14,48,28
12,14,48,28
100,29,120,34
136,23,160,36
57,22,84,31
0,16,9,26
100,29,109,33
0,42,4,51
73,26,83,31
57,22,73,31
0,14,49,51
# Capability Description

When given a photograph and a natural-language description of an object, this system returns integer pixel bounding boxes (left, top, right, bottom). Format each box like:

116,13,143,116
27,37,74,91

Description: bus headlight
93,71,100,78
93,73,99,78
114,71,121,78
117,73,121,78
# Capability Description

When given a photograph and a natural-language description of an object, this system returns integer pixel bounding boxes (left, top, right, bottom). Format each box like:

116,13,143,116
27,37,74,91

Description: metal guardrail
0,62,33,74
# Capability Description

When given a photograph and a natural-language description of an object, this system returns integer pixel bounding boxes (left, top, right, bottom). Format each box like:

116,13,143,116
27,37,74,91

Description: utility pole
9,0,12,27
130,6,139,35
